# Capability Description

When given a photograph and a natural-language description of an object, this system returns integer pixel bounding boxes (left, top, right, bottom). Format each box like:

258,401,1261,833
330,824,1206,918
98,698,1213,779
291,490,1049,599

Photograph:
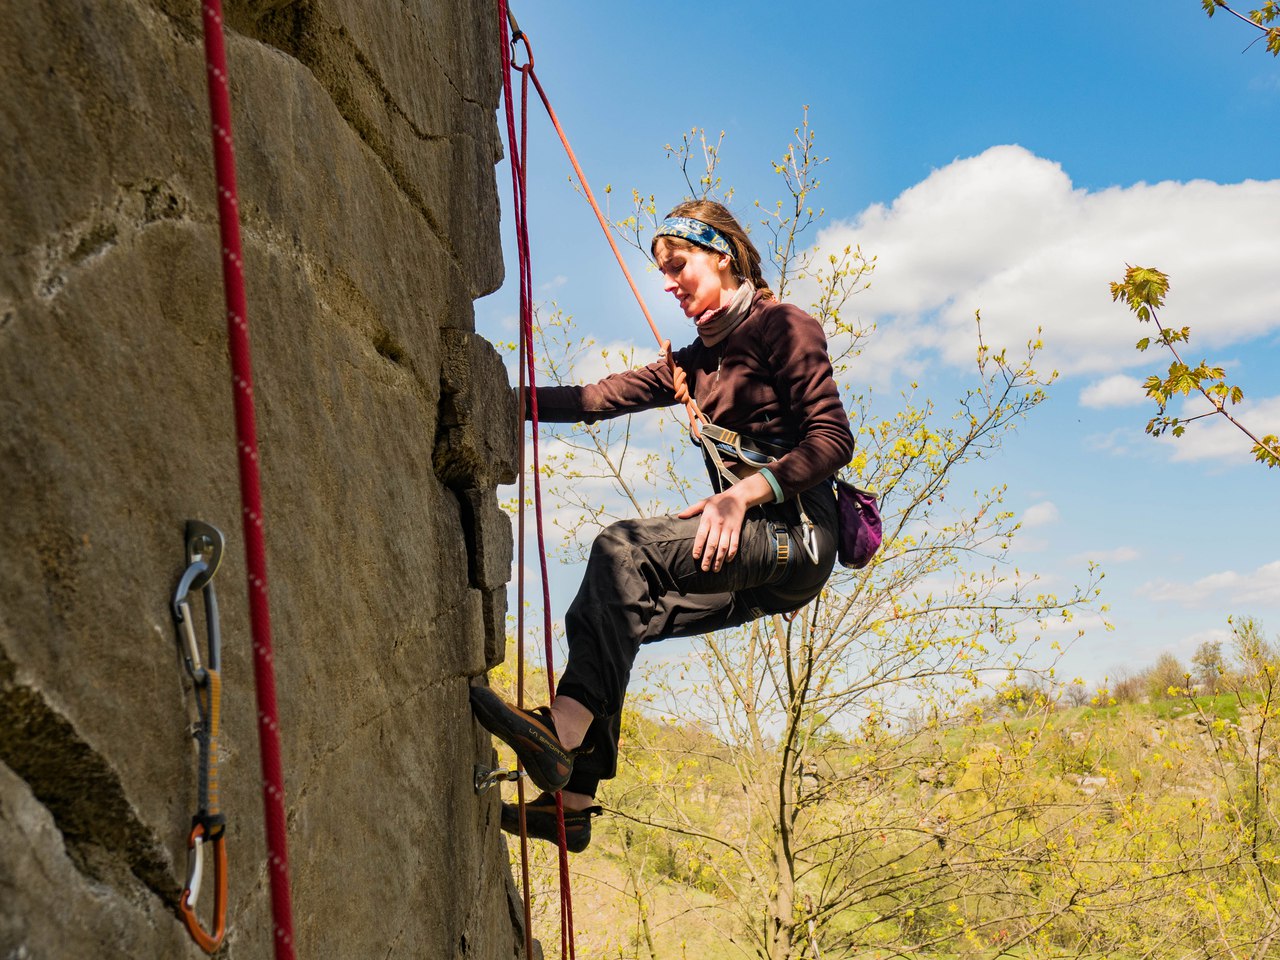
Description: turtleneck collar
695,281,756,347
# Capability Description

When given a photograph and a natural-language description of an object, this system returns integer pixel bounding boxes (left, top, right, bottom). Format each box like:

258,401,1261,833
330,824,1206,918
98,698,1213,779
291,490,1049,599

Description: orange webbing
205,670,222,817
513,28,705,438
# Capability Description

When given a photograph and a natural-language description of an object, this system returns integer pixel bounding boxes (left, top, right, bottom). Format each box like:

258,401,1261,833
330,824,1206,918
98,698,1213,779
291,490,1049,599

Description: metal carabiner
174,589,208,684
172,521,224,684
506,8,534,70
799,519,820,566
178,819,228,954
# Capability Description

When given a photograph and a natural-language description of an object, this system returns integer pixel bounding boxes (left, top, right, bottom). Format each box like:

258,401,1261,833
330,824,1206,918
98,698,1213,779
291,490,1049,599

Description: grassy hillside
504,686,1278,960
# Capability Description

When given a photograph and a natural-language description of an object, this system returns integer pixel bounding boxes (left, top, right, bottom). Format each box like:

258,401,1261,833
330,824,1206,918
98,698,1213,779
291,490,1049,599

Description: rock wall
0,1,522,956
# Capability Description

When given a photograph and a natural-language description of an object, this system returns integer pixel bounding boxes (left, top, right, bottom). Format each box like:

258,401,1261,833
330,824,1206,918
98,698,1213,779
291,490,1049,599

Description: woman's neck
697,282,756,347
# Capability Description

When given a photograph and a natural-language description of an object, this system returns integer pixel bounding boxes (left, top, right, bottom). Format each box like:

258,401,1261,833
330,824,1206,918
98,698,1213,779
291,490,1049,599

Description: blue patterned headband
654,216,734,257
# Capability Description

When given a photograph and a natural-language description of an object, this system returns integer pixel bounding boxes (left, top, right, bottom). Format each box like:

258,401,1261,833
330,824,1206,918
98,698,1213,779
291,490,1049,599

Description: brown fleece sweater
534,292,855,500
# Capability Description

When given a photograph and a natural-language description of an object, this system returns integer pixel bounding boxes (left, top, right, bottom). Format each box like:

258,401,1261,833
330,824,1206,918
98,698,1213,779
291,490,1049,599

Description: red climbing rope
198,3,296,957
498,4,577,959
500,7,537,957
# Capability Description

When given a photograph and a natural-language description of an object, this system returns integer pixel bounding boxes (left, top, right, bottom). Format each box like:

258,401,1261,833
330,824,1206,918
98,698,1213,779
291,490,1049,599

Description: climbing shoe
469,685,574,793
501,793,602,854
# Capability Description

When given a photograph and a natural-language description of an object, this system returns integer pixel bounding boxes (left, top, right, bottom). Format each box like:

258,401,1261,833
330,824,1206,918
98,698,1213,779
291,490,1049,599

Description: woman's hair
652,199,775,300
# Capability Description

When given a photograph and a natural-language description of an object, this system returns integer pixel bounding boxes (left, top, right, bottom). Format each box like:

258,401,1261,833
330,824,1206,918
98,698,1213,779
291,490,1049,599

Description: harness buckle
773,522,791,575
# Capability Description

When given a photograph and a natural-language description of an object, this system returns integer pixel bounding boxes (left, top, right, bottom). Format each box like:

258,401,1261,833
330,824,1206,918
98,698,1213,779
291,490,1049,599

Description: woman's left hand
678,472,775,573
679,492,748,573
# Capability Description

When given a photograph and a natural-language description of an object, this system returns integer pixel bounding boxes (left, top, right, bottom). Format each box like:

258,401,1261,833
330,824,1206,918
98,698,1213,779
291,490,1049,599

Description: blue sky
477,1,1280,687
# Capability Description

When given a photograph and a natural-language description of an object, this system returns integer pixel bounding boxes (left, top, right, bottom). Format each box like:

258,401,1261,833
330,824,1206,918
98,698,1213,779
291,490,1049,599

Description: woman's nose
662,275,677,293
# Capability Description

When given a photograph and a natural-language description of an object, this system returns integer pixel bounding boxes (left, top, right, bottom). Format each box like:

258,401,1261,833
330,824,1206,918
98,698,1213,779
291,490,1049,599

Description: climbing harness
196,1,296,956
171,521,229,954
699,423,820,565
700,425,818,621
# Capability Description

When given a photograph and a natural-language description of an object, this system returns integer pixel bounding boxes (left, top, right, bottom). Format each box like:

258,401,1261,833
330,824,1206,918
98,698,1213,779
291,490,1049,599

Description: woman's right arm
530,356,679,424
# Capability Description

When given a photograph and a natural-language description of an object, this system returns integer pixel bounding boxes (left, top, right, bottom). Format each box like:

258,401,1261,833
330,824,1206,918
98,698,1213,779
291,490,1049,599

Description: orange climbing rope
503,14,704,438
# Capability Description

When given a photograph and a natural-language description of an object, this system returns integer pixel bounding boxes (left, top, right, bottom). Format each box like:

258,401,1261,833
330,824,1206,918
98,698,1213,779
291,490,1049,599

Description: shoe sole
501,804,591,854
469,686,572,793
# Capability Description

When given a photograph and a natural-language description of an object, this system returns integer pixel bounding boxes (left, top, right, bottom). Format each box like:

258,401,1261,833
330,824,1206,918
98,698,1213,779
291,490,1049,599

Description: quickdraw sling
170,521,229,954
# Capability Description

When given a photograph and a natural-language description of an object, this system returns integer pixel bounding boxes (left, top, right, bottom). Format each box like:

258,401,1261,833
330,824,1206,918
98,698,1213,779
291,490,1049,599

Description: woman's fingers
710,526,739,572
694,514,721,570
711,535,728,571
700,520,714,570
701,518,741,572
703,531,718,570
680,499,710,562
687,492,748,571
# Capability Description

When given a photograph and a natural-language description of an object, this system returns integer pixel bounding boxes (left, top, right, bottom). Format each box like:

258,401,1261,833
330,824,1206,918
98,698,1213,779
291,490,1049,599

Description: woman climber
470,199,855,853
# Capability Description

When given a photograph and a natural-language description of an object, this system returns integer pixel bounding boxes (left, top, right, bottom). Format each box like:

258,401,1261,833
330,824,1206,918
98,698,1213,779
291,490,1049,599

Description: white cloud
1180,627,1234,653
1083,426,1148,460
1079,374,1147,409
1138,559,1280,609
1073,546,1140,565
1159,394,1280,466
810,146,1280,379
1022,501,1060,528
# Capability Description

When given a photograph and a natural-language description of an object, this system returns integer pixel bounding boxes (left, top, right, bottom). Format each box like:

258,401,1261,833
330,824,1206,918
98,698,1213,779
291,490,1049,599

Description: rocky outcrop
1,1,522,956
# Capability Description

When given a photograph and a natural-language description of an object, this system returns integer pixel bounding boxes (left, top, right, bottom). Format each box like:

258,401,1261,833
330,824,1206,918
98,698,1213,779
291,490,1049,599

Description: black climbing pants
555,482,838,797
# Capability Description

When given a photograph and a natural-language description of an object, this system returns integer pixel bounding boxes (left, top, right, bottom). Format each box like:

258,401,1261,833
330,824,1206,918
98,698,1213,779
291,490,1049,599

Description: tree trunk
768,770,798,960
768,831,796,960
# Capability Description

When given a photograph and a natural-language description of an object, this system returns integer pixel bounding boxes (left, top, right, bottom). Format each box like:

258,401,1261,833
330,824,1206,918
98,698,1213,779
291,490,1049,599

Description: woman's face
654,239,738,321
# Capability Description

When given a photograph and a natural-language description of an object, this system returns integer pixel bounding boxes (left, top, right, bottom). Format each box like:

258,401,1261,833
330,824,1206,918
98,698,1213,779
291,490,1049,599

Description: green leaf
1253,437,1280,467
